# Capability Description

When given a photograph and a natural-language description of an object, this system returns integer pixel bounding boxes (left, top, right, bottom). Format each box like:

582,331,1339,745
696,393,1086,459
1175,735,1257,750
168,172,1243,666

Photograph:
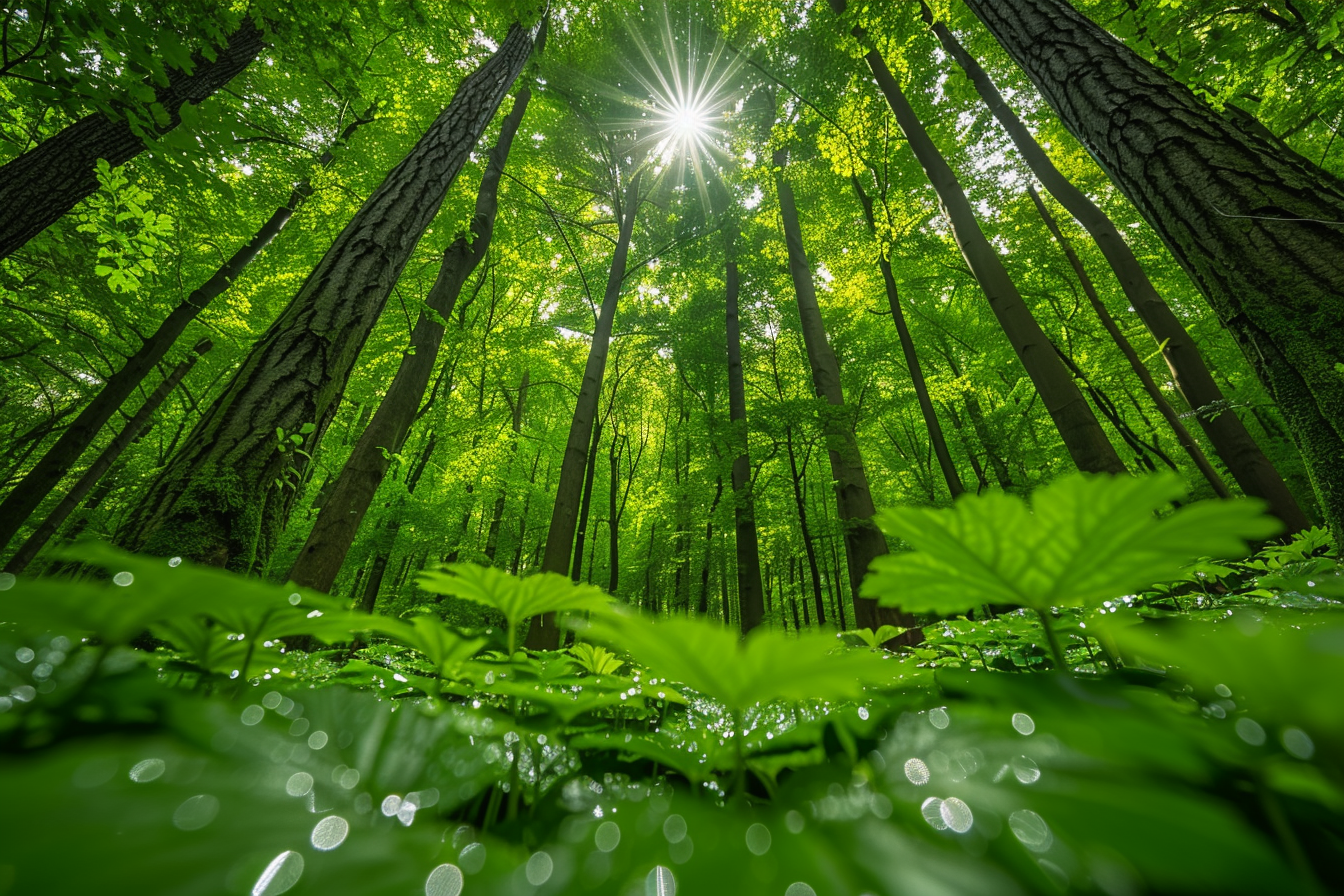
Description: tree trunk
526,169,642,651
961,0,1340,533
0,112,377,558
486,371,528,564
119,27,533,572
835,4,1126,478
608,436,621,593
570,418,604,581
724,229,768,632
1028,185,1231,494
785,429,827,627
773,148,917,638
4,340,212,573
0,18,266,259
925,4,1306,528
852,178,965,499
697,476,724,615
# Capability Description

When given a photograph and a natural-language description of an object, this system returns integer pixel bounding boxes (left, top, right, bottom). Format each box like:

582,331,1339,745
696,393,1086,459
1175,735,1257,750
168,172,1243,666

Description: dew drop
904,757,931,785
286,772,314,797
425,864,463,896
129,758,165,783
252,850,304,896
1214,683,1232,698
172,794,220,830
0,572,15,591
308,730,328,750
940,796,973,833
458,842,486,874
311,815,349,851
1012,755,1041,784
1009,809,1053,852
289,718,310,737
241,705,264,726
595,820,621,852
669,835,694,864
663,813,688,843
168,557,182,567
262,691,283,709
929,707,950,729
15,647,34,663
785,810,805,834
785,884,817,896
1235,717,1266,746
525,851,553,886
921,797,947,830
1012,712,1036,735
113,571,134,586
288,592,302,606
1282,727,1315,760
381,795,402,816
745,822,772,856
340,767,361,789
645,865,676,896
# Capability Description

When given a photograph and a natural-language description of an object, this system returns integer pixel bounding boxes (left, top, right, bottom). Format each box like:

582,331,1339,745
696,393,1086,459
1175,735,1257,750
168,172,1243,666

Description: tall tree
0,106,377,555
287,87,533,591
960,0,1344,536
922,3,1307,530
829,0,1127,477
724,226,767,632
3,339,212,574
525,169,643,651
0,17,265,259
118,22,538,570
773,147,915,637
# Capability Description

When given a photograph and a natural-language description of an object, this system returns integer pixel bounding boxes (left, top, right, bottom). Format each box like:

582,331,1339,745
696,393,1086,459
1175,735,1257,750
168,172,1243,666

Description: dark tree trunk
0,18,266,259
1028,185,1231,495
773,148,917,638
119,29,533,572
526,170,642,651
608,436,621,593
831,2,1125,477
4,340,212,573
960,0,1341,533
784,428,826,627
697,476,724,615
570,418,604,581
925,5,1306,528
724,229,768,632
852,178,965,499
0,111,377,558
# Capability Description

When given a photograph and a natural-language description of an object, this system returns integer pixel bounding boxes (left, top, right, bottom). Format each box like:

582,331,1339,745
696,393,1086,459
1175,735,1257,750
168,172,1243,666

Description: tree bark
852,177,965,499
608,435,621,593
1028,185,1231,495
830,1,1125,477
0,106,377,555
925,4,1307,529
525,169,642,651
773,148,918,638
4,340,212,574
570,417,604,581
116,25,534,572
783,427,826,627
486,371,529,564
0,18,266,259
725,228,768,632
960,0,1341,533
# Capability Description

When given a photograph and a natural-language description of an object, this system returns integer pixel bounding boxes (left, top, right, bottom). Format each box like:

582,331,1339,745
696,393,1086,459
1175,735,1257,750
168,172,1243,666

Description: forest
1,0,1343,892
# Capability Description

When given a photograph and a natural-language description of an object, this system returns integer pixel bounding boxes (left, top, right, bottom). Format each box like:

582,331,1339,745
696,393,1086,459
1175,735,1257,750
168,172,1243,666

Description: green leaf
863,473,1280,616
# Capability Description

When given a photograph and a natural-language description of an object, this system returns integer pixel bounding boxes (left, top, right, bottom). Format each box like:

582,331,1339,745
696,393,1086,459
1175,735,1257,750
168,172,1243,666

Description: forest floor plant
0,473,1341,894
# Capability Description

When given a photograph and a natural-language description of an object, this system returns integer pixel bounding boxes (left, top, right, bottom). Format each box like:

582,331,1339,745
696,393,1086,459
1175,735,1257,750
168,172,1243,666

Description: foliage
74,159,175,293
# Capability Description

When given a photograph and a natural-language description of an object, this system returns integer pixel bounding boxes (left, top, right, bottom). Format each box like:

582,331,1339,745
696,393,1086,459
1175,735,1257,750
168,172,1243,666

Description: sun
667,98,711,144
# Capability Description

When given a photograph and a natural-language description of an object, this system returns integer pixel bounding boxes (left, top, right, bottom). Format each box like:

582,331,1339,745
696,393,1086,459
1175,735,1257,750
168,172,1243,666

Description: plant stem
1036,609,1068,670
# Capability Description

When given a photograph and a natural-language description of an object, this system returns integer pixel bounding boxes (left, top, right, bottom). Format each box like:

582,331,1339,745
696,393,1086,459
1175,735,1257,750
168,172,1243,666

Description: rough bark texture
0,108,375,555
961,0,1344,533
832,0,1125,476
1028,185,1230,495
725,229,767,633
853,178,965,498
525,170,642,651
287,87,532,591
119,24,535,571
774,148,915,636
926,5,1308,530
4,340,212,574
0,18,265,259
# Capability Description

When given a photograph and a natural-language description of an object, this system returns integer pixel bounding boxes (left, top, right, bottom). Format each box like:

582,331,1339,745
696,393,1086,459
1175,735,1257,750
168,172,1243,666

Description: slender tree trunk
961,0,1338,533
724,229,768,632
773,148,918,639
1027,185,1231,494
486,371,528,564
784,428,827,627
925,6,1305,527
4,340,212,573
0,18,265,260
120,26,534,571
0,109,378,556
830,1,1125,477
852,178,965,498
526,169,642,651
351,432,437,617
608,436,621,593
570,418,604,581
697,476,724,615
